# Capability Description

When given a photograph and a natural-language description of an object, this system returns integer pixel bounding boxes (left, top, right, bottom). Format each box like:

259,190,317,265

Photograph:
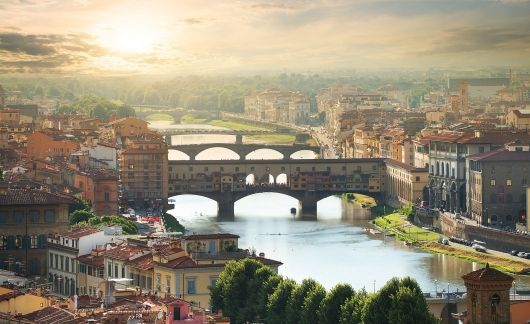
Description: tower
459,80,469,112
0,85,5,107
462,263,513,324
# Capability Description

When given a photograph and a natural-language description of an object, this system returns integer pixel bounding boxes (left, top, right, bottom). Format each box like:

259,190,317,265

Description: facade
0,108,20,125
412,138,430,168
47,228,116,297
505,109,530,130
77,246,106,298
426,130,530,213
87,142,118,170
73,168,119,216
467,149,530,227
462,264,513,324
0,184,75,276
385,159,429,208
102,117,150,144
244,89,309,124
119,135,169,209
26,130,80,160
288,99,310,125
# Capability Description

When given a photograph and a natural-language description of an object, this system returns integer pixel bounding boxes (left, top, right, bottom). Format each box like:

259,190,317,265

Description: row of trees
55,95,135,120
69,204,138,235
211,259,437,324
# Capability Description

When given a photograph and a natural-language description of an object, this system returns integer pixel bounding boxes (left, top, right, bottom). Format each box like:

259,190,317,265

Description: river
150,120,530,293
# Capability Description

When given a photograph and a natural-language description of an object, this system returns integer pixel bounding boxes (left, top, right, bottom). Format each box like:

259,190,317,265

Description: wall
0,288,48,315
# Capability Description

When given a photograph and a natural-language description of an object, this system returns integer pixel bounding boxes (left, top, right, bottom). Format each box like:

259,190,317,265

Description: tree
286,278,318,324
256,273,283,321
300,282,326,324
363,277,436,324
75,215,138,234
210,258,276,323
70,210,96,225
339,289,368,324
388,286,438,324
317,283,354,324
69,198,90,214
266,279,298,324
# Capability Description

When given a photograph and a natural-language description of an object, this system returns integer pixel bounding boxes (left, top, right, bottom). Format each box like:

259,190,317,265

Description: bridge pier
165,135,172,145
299,191,318,217
217,193,235,219
235,134,243,144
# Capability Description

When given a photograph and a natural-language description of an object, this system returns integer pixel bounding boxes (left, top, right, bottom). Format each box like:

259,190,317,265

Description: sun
94,16,166,54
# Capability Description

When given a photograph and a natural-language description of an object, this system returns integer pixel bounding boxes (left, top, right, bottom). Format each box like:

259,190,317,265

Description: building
26,129,80,160
425,130,530,214
0,286,50,316
119,135,168,209
385,159,429,208
47,227,119,297
0,183,76,276
0,108,20,125
102,117,150,145
467,149,530,227
461,264,513,324
505,109,530,130
77,246,106,298
73,168,119,216
288,99,310,125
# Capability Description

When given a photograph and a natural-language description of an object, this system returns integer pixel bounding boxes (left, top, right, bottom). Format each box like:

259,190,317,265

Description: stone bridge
168,143,321,160
168,158,385,218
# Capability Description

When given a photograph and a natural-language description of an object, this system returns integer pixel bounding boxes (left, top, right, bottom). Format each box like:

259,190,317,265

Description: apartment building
26,129,80,159
73,168,119,216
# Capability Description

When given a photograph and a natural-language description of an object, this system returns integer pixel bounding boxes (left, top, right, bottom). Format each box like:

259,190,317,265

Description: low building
26,129,80,160
77,246,106,298
47,227,119,297
0,286,50,316
467,149,530,227
73,168,119,216
385,159,429,208
0,183,76,276
505,109,530,130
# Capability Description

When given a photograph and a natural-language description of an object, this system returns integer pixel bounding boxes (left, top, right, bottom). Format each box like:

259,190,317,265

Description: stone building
384,158,429,208
466,149,530,227
73,168,119,216
505,109,530,130
0,182,75,276
26,129,80,160
462,264,513,324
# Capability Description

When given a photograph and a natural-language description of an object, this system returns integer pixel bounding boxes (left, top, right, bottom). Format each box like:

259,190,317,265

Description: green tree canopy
266,279,298,324
210,258,277,323
317,283,354,324
286,278,319,324
75,215,138,234
300,282,326,324
339,288,368,324
363,277,436,324
69,209,96,225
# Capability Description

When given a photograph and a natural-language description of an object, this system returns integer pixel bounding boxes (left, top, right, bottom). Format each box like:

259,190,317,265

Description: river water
150,121,530,293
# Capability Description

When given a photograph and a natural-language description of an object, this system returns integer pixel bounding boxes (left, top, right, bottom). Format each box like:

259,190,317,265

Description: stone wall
465,225,530,253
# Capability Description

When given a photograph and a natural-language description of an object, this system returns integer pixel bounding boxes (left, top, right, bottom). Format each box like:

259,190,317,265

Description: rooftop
467,149,530,162
462,263,514,282
183,233,240,240
0,188,77,206
62,227,101,239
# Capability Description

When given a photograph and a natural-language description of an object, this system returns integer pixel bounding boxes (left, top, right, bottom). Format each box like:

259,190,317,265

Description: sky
0,0,530,75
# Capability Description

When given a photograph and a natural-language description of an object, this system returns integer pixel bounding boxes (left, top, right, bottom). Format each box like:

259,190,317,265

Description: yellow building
506,109,530,130
0,287,49,315
385,158,429,208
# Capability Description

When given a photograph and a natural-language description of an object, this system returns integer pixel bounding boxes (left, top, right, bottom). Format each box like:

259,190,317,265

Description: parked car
517,252,528,258
473,245,487,253
510,250,519,256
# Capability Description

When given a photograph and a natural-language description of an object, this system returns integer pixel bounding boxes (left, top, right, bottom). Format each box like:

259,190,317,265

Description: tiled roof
385,158,428,172
462,264,514,282
128,253,153,271
467,149,530,162
103,244,144,261
183,233,240,240
62,227,101,239
155,256,197,269
22,306,76,323
0,188,77,205
78,253,104,267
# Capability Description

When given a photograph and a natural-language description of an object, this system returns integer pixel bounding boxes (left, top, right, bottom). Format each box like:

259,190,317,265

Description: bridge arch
245,148,284,160
168,149,191,160
195,147,240,160
290,150,319,159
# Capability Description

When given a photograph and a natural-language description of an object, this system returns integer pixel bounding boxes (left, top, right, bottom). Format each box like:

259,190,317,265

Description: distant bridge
168,143,321,160
168,158,385,218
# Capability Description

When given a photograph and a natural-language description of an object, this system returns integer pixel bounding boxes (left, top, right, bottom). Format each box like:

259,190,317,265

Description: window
13,211,23,224
31,235,38,248
166,275,171,293
0,211,7,224
128,164,134,169
490,179,496,186
49,253,54,268
210,277,218,288
506,179,512,186
29,210,39,223
415,176,420,182
104,192,110,201
107,263,112,277
156,273,161,291
60,255,64,270
65,257,70,272
114,264,118,278
79,264,86,274
478,146,484,153
15,235,22,249
187,278,196,294
45,210,55,223
122,267,125,278
0,236,6,250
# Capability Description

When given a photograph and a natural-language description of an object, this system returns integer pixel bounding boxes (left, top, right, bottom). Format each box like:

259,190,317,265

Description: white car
473,245,487,253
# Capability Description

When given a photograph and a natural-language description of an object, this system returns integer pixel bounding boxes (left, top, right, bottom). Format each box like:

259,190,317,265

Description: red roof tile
0,188,77,205
462,264,514,282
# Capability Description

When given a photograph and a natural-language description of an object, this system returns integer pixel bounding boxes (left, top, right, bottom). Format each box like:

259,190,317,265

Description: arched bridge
168,143,321,160
168,158,385,218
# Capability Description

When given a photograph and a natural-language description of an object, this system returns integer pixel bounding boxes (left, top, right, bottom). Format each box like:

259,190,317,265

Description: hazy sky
1,0,529,74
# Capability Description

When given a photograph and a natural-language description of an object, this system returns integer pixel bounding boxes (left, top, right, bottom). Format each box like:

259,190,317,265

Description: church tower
462,263,513,324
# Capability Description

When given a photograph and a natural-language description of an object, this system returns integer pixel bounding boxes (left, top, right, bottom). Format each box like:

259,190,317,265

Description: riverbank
373,213,530,274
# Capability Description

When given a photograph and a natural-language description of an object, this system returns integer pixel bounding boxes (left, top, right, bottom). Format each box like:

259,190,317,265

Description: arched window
491,294,500,324
446,163,449,178
436,162,440,175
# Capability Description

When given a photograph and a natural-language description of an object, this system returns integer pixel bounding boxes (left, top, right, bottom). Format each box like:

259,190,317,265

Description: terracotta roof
103,244,145,261
22,306,76,323
385,158,428,172
0,188,77,205
128,253,153,271
183,233,240,240
62,227,101,239
78,253,104,267
462,264,514,282
155,256,197,269
467,149,530,162
0,290,23,301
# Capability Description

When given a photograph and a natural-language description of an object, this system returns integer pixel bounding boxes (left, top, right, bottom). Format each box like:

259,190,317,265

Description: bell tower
462,263,513,324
